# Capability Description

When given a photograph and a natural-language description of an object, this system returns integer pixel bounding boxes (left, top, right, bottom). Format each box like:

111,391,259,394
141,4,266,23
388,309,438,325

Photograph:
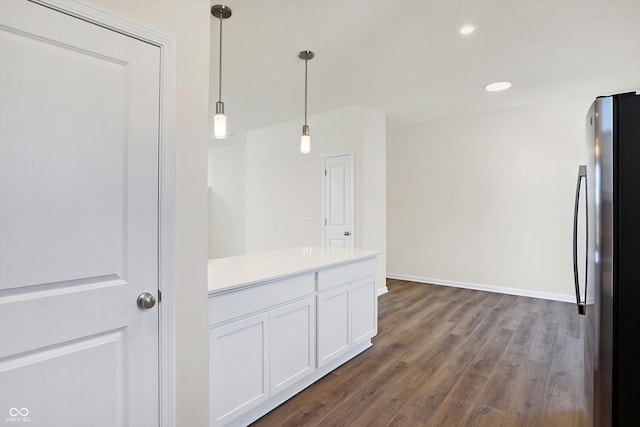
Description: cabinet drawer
209,273,314,326
317,257,376,292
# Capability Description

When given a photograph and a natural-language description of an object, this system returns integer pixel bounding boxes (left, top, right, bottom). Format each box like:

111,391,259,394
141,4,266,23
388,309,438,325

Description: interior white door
0,1,160,426
324,154,354,249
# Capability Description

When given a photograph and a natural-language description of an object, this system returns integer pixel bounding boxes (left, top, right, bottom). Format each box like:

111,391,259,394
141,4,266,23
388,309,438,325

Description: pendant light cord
218,13,223,103
304,58,308,126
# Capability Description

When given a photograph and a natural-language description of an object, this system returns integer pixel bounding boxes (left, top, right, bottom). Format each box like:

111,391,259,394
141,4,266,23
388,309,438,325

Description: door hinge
158,289,162,303
324,169,327,176
324,218,327,225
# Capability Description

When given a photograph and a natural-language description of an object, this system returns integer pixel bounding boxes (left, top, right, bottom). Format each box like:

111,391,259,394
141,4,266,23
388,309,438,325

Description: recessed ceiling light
458,23,478,35
485,81,512,92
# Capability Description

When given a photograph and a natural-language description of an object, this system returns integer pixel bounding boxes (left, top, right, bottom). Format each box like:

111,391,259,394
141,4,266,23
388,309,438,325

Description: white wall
387,97,590,300
81,1,210,426
241,105,387,290
361,107,387,290
208,140,246,258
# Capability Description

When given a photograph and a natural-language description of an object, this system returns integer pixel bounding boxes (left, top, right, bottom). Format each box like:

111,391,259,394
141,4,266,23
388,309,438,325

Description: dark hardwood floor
252,279,588,426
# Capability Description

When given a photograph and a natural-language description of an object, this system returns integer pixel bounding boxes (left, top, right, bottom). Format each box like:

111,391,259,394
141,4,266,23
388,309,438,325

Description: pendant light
211,5,232,139
299,50,314,154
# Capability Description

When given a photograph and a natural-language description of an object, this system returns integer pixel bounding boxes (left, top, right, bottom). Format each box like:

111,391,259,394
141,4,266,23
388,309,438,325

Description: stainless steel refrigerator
573,92,640,427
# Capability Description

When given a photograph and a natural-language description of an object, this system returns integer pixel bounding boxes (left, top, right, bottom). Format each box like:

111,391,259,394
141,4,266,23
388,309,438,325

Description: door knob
344,231,351,236
137,292,156,309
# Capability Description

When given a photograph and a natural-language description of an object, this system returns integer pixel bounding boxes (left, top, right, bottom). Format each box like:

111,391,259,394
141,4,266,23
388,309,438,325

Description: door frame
322,151,355,248
30,1,177,425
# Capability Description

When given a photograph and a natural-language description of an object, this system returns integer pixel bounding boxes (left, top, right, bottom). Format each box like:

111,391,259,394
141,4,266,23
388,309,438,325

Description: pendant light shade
300,125,311,154
214,101,227,138
299,50,314,154
211,5,232,139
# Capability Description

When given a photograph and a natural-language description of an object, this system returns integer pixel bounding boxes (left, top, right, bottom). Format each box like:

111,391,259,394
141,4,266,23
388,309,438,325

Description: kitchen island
208,247,379,426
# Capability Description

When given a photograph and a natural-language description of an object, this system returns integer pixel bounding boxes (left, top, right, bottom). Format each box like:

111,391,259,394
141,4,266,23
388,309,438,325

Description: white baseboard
376,286,388,297
386,273,575,303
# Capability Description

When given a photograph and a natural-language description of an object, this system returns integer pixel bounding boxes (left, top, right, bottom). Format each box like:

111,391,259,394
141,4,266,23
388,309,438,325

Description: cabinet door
209,313,269,426
317,286,351,367
352,278,378,345
270,297,315,395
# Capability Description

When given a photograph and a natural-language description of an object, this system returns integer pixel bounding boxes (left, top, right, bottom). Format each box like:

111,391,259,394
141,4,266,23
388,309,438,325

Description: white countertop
208,246,379,294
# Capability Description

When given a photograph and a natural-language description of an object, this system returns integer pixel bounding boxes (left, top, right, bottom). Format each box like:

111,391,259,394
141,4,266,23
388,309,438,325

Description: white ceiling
212,0,640,138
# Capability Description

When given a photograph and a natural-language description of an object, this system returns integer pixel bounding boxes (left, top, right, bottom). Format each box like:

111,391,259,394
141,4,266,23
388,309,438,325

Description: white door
0,1,160,426
324,154,354,249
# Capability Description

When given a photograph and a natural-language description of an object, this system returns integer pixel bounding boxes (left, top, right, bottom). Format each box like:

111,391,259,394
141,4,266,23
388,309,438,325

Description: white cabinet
317,286,351,367
209,274,315,426
269,296,315,395
209,313,269,426
208,252,378,427
316,259,378,367
352,278,377,345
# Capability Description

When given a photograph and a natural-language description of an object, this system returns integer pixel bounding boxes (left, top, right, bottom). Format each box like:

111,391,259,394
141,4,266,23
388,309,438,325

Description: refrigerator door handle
573,165,588,315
